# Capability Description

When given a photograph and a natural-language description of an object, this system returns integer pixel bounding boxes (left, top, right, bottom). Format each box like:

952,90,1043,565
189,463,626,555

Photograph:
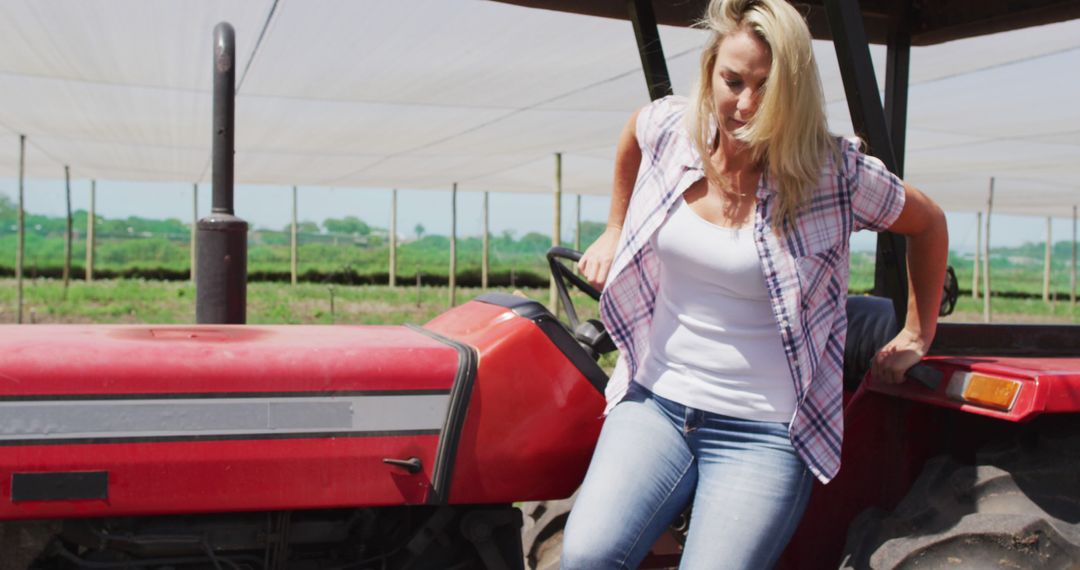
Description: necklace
708,177,754,199
706,153,760,199
722,187,754,199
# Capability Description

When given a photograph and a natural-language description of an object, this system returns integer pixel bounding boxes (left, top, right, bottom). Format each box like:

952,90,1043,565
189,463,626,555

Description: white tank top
639,196,796,422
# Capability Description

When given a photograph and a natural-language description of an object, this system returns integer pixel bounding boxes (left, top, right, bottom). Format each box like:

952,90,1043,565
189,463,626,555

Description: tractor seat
843,295,899,391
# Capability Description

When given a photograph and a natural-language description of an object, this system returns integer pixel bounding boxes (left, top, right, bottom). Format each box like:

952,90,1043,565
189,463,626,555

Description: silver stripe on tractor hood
0,394,451,441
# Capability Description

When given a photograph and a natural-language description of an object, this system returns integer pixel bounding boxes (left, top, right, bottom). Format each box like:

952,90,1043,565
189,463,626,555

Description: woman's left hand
873,182,947,386
871,328,930,385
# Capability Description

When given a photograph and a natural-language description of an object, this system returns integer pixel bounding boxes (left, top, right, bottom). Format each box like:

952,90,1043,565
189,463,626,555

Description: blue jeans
561,383,813,569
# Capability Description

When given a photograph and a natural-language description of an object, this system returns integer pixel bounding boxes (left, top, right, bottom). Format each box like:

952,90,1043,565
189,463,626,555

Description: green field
4,196,1078,300
3,196,1078,326
0,279,600,326
0,195,601,282
1,278,1076,326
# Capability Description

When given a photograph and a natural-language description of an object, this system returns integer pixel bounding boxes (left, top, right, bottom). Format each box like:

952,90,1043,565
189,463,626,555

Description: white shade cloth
0,1,1077,216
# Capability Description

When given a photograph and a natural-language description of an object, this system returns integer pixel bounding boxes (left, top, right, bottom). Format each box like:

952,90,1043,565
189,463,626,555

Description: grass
2,279,193,324
0,278,602,326
1,277,1076,327
946,295,1080,324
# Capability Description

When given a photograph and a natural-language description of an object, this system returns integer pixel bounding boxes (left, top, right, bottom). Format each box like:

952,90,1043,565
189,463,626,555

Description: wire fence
2,217,1076,299
0,222,578,287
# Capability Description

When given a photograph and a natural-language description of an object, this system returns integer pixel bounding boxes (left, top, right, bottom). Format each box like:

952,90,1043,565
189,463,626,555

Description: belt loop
683,406,701,434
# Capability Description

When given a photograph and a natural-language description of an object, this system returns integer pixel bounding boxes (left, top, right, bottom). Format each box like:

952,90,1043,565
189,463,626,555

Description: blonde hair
686,0,835,231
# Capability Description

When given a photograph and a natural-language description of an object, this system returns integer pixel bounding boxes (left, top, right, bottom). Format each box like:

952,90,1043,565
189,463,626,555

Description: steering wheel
939,265,959,317
546,247,614,359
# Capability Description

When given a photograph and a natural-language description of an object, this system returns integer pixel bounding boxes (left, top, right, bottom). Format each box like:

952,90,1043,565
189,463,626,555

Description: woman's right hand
577,226,622,290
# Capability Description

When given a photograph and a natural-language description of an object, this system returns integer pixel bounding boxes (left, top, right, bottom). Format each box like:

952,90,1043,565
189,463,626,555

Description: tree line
0,196,606,283
4,196,1072,295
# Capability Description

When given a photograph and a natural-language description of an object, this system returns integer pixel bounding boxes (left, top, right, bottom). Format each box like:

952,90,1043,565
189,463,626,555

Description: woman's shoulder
836,135,864,160
638,95,690,131
817,135,863,179
829,135,895,182
636,95,692,154
651,94,689,113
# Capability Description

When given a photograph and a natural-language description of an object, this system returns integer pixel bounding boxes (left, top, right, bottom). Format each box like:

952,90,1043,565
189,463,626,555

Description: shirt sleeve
843,138,907,233
635,95,683,160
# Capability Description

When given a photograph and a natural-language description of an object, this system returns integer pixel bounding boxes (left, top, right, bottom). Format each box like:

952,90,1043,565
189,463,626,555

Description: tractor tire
840,424,1080,569
0,520,59,570
521,494,576,570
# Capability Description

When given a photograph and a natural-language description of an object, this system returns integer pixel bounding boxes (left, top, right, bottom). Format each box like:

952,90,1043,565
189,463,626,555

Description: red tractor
4,1,1080,569
4,246,1079,569
0,264,607,569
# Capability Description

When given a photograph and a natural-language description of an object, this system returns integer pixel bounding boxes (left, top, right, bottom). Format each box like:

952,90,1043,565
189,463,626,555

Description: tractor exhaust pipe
197,22,248,324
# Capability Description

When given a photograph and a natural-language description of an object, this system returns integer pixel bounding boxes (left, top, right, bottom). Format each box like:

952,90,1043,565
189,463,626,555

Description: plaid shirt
599,96,905,483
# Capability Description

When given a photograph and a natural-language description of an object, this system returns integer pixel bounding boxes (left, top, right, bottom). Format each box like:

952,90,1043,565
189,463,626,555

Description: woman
561,0,948,568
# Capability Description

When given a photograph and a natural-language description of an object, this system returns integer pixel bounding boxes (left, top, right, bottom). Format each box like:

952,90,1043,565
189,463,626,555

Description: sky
0,176,1073,256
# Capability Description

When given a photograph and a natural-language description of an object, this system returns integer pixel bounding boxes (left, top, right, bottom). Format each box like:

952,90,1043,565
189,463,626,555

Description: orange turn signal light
946,372,1022,411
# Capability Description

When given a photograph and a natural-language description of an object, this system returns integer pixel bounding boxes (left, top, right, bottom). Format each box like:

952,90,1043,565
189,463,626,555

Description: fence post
449,183,457,307
291,186,298,286
1044,216,1052,303
983,178,994,323
86,179,96,282
191,183,198,282
972,211,981,300
1072,205,1077,305
389,189,397,287
328,285,335,323
16,135,25,324
575,194,582,252
482,191,489,291
551,153,562,317
64,165,73,292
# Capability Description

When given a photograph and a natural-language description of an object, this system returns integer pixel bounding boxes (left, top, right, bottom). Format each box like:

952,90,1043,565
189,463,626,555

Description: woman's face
711,29,772,138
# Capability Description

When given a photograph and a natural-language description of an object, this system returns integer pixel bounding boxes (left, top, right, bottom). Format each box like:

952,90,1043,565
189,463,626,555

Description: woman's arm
577,108,642,289
870,182,949,384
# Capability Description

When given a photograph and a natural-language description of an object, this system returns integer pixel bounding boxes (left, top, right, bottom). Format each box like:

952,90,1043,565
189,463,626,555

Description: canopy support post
1044,216,1052,303
291,186,298,286
1072,205,1077,305
825,0,908,324
63,166,72,292
86,179,95,282
450,183,457,307
390,189,398,287
551,153,562,317
575,194,582,251
191,183,198,283
884,2,911,176
16,135,25,324
973,212,981,300
482,191,489,291
983,178,994,323
627,0,672,101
